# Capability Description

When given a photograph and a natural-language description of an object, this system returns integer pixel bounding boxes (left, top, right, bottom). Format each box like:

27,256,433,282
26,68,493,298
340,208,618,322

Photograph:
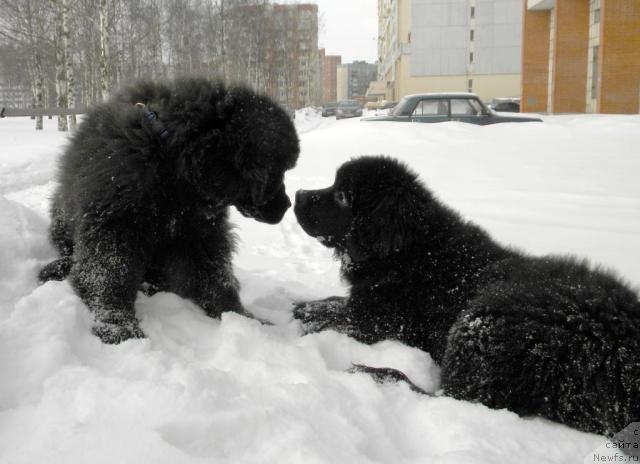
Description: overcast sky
283,0,379,64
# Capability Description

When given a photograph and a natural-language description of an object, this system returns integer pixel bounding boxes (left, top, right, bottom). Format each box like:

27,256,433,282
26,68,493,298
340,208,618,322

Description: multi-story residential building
522,0,640,114
267,3,319,110
336,61,378,101
378,0,523,102
227,3,320,110
0,80,30,109
320,49,342,103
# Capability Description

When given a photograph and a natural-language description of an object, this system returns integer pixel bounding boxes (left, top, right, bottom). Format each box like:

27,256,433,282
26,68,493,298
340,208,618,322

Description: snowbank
2,113,640,463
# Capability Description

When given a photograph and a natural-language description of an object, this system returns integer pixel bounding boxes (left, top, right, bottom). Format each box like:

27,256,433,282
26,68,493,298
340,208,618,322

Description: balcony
528,0,555,10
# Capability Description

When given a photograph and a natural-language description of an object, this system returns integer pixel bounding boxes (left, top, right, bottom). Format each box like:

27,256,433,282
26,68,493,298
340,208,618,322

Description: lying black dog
293,155,640,436
40,77,299,343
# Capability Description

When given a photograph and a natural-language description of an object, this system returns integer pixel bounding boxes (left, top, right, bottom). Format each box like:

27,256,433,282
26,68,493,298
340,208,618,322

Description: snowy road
1,111,639,463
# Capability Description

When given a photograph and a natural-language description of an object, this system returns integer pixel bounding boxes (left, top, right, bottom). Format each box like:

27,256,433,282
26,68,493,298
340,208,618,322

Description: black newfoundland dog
39,77,299,343
293,156,639,436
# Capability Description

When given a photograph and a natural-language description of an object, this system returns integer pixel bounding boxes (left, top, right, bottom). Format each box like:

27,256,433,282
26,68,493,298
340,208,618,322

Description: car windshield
324,102,337,108
339,100,359,108
391,96,415,116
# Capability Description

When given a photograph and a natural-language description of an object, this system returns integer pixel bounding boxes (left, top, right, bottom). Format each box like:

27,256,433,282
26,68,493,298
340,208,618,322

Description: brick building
226,3,320,110
267,3,320,110
320,49,342,103
522,0,640,113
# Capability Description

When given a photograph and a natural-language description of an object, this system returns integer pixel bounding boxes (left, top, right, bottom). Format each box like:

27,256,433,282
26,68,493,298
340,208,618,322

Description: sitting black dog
39,77,299,343
293,155,640,435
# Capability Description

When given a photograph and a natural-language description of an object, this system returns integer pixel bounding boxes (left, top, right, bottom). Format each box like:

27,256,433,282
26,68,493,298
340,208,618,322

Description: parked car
361,93,541,124
336,100,363,119
488,97,521,112
365,99,397,111
380,100,398,110
321,102,338,117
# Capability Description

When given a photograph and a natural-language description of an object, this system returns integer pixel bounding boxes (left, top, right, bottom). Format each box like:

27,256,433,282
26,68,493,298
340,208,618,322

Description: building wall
0,82,31,108
473,73,521,100
521,4,550,111
322,54,342,103
410,0,521,76
348,61,378,98
378,0,523,103
394,56,519,101
475,0,523,74
264,4,319,110
411,0,469,76
552,0,589,112
336,66,349,101
598,0,640,113
585,0,601,112
522,0,639,114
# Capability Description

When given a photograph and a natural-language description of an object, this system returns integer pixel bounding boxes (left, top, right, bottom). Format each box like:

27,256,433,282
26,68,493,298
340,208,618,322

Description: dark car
489,98,521,113
321,101,337,117
361,93,541,124
336,100,363,120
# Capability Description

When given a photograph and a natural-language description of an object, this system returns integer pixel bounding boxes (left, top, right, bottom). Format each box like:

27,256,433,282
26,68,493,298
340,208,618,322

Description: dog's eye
334,190,350,208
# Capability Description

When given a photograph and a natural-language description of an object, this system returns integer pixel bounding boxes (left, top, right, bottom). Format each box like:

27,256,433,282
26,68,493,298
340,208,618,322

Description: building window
594,8,600,24
468,79,473,92
591,45,599,99
469,52,474,64
470,29,474,41
470,6,475,18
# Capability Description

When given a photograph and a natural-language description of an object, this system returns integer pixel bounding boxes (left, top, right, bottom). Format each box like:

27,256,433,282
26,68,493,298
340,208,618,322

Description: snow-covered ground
1,111,639,463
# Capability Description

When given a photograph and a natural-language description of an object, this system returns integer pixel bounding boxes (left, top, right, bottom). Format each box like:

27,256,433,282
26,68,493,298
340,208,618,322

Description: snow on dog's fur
39,77,299,343
294,155,640,435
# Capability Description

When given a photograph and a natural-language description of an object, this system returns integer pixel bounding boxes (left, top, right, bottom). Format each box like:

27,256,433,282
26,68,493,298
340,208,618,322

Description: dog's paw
38,257,73,283
92,320,145,344
292,296,350,334
348,364,431,396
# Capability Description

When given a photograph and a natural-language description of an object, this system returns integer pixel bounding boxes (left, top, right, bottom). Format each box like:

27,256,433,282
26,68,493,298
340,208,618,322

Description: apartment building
226,3,320,110
320,49,342,103
0,80,30,108
522,0,640,114
336,61,378,101
378,0,522,102
269,4,319,110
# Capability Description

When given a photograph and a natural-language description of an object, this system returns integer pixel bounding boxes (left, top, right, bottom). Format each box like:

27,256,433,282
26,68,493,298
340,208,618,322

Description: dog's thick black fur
39,77,299,343
293,156,640,435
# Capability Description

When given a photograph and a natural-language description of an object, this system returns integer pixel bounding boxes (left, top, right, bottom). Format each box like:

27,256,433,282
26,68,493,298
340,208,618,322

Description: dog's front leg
70,228,146,343
292,296,352,334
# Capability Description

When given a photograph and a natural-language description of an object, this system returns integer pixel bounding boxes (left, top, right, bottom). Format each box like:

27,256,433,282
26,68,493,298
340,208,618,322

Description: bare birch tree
1,0,321,130
0,0,50,129
26,0,46,129
98,0,110,101
60,0,76,129
50,0,68,131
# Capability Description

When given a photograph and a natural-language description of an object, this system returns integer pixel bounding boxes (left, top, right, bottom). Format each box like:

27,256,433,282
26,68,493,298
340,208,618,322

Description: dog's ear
346,184,426,261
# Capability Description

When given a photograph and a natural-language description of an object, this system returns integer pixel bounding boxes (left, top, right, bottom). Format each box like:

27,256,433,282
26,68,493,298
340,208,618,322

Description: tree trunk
61,0,76,129
25,0,45,130
99,0,110,102
33,51,45,130
51,0,68,131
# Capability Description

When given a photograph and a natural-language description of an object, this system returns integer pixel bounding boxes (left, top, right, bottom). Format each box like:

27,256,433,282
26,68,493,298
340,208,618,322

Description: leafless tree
1,0,322,130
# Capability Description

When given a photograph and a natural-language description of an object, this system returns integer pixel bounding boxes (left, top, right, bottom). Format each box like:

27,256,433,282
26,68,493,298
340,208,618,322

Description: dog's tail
38,257,73,283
